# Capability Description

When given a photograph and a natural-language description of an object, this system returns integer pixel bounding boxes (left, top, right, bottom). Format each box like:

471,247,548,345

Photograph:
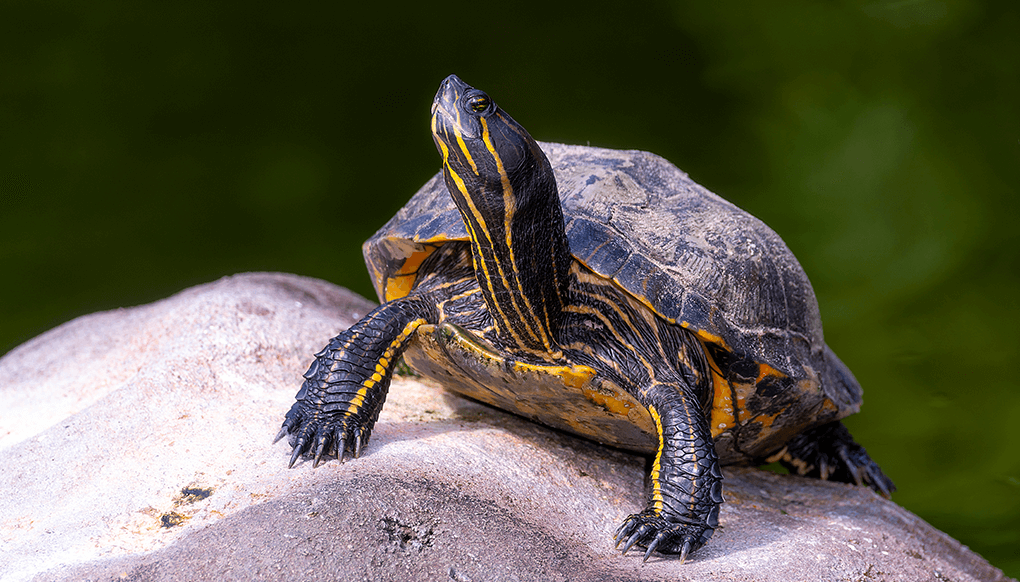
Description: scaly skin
614,384,724,562
276,296,437,467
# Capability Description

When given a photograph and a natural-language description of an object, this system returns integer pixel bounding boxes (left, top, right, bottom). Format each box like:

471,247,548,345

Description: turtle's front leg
615,383,724,562
276,295,437,467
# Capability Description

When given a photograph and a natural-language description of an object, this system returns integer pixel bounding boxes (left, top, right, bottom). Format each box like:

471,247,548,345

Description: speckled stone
0,273,1010,582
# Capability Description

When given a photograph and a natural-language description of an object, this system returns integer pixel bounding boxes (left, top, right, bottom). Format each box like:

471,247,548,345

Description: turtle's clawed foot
774,421,895,498
835,441,895,498
276,401,373,468
614,511,713,563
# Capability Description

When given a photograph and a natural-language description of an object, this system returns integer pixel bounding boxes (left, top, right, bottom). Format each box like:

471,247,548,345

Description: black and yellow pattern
277,296,434,467
279,74,893,563
431,82,571,359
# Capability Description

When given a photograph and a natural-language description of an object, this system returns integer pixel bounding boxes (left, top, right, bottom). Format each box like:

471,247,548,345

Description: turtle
277,74,894,562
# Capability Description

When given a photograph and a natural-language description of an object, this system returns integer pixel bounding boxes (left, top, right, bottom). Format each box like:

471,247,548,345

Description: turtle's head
430,75,548,204
429,74,571,354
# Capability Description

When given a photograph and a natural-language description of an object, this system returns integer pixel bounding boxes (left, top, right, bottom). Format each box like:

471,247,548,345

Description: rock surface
0,272,1010,582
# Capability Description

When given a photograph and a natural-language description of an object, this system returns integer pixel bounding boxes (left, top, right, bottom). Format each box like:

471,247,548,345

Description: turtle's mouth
434,74,470,105
431,74,483,141
430,104,467,168
430,103,454,157
432,75,464,122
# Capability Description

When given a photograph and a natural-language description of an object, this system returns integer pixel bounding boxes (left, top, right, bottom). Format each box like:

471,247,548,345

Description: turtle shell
364,143,863,456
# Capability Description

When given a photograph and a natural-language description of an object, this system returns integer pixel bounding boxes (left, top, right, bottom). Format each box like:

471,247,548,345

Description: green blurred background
2,0,1017,574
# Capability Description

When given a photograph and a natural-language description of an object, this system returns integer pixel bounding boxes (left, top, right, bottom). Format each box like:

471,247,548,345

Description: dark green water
2,0,1017,575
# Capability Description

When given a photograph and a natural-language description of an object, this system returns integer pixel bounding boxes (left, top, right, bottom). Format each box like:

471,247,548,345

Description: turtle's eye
466,94,491,114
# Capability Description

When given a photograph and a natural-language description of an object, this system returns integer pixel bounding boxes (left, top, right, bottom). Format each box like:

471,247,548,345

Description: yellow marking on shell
384,279,415,303
756,362,786,382
686,324,725,347
649,404,665,513
384,248,437,302
699,340,736,437
709,367,735,438
819,396,838,414
740,409,783,434
677,320,735,354
508,360,595,388
733,381,753,423
582,387,634,417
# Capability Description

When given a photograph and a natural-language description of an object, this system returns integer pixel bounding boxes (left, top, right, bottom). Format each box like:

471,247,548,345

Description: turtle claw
833,435,896,498
778,421,896,497
677,540,692,564
613,511,711,562
642,534,664,562
619,529,645,555
868,465,894,498
837,447,864,487
334,433,348,463
277,400,378,468
288,442,304,469
613,520,629,545
313,436,329,468
353,429,364,458
273,426,290,445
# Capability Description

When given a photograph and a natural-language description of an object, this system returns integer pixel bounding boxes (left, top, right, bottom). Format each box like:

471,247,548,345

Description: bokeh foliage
1,0,1017,575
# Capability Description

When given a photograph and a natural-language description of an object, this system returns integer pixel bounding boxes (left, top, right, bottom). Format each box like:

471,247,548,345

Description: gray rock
0,272,1010,582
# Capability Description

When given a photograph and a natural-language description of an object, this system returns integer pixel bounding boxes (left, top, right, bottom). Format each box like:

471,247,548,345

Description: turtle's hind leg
614,382,724,563
277,296,437,467
769,420,895,497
